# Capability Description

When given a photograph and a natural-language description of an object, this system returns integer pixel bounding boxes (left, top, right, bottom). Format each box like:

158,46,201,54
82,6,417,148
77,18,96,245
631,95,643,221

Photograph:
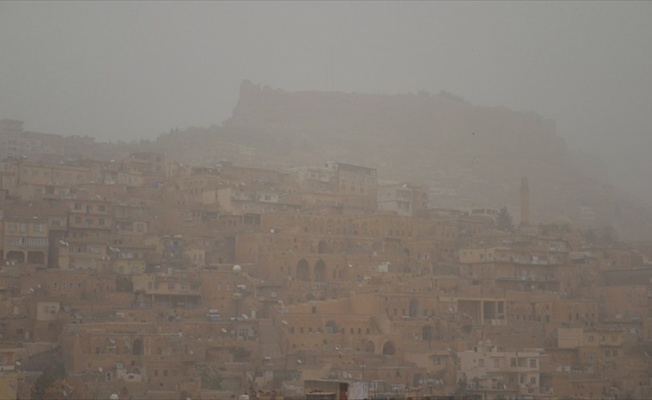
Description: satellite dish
233,265,242,272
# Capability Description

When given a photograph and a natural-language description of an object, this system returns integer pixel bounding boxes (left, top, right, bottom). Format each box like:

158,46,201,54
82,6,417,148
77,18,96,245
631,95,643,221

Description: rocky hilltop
149,81,647,238
221,81,591,223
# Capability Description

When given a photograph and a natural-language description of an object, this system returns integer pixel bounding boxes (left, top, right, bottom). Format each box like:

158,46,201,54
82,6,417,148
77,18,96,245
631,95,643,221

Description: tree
197,363,223,390
32,358,66,399
454,374,468,396
496,207,514,232
41,378,88,400
115,275,133,292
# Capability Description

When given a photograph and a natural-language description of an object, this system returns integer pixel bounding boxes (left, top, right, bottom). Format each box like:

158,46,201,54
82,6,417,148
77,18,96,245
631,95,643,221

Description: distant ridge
223,81,578,221
151,81,648,238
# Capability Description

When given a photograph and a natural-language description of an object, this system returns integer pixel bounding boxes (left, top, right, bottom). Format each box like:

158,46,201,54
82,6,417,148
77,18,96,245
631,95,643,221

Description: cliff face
229,80,567,166
224,81,584,223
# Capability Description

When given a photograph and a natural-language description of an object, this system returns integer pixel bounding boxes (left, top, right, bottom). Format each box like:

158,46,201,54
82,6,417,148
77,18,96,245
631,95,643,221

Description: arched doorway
382,341,396,355
6,251,25,264
296,259,310,281
314,260,327,282
325,320,338,334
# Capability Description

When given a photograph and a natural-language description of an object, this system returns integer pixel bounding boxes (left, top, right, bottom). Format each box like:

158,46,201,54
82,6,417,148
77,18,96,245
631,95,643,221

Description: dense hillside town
1,117,652,400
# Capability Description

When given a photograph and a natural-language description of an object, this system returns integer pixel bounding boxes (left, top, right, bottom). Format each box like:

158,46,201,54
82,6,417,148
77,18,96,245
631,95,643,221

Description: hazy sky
1,1,651,193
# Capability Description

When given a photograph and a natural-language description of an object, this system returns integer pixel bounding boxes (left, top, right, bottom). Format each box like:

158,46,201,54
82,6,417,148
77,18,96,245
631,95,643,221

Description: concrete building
458,341,542,399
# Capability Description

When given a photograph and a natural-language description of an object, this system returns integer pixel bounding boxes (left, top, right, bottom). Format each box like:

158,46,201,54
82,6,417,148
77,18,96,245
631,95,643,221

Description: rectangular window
529,359,537,368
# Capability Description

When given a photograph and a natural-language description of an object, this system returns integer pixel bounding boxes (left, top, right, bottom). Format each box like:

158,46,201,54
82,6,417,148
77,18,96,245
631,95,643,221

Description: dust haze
2,3,652,400
1,2,651,199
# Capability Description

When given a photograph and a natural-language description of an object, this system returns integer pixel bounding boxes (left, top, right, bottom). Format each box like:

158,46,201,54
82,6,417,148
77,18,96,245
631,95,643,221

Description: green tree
496,207,514,232
197,363,224,390
32,359,66,399
454,374,468,396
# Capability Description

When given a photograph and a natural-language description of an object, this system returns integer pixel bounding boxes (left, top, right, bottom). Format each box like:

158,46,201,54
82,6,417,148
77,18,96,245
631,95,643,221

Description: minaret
520,177,530,227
